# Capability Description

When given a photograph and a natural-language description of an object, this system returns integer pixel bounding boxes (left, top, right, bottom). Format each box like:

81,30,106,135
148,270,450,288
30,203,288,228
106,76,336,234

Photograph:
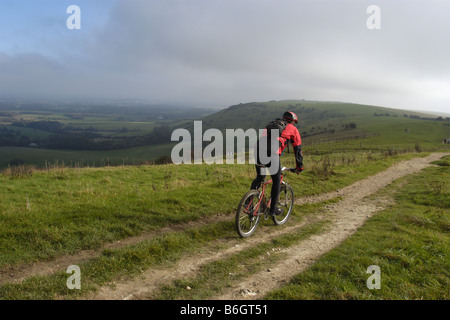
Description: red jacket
278,123,302,155
263,123,303,169
263,123,301,154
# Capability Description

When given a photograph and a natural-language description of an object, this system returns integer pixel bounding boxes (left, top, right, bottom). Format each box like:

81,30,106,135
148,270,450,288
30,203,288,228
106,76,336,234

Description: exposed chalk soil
1,153,447,300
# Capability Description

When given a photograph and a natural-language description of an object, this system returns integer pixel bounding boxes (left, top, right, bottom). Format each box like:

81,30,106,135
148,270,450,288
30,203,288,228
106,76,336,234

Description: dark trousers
251,136,282,212
251,162,281,212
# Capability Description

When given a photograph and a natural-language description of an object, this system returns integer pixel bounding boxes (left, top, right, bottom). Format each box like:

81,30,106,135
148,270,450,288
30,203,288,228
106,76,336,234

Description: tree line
0,121,173,150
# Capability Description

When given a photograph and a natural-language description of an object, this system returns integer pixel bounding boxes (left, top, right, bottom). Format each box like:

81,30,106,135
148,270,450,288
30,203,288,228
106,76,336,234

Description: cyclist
251,111,303,216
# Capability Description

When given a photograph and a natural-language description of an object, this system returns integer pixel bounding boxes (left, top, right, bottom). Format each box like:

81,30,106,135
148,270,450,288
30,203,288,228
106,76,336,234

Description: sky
0,0,449,113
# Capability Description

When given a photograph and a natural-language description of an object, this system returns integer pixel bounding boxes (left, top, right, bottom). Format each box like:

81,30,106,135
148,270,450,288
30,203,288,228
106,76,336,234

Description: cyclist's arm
291,128,303,171
293,145,303,171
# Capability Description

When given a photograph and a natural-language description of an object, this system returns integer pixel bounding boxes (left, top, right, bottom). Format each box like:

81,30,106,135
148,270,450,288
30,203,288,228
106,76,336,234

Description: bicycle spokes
236,190,261,238
236,169,295,237
272,184,294,225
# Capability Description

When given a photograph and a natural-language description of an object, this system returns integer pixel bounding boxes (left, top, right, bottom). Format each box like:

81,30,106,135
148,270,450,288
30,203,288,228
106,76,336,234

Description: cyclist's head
283,111,298,124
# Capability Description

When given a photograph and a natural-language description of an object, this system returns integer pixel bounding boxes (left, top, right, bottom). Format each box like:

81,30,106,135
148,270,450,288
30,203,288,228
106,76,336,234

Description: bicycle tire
272,183,294,225
236,189,261,238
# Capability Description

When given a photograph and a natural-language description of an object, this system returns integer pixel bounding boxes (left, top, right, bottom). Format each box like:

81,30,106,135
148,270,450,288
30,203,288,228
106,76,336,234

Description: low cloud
1,0,449,112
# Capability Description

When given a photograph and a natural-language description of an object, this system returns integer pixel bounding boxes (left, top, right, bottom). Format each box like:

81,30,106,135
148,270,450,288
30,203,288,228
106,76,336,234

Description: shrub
2,164,35,178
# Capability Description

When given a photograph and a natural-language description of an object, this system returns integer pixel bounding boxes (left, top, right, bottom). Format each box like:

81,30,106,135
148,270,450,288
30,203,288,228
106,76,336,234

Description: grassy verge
265,157,449,300
0,220,236,300
283,150,429,195
0,151,433,269
0,164,252,267
0,200,330,300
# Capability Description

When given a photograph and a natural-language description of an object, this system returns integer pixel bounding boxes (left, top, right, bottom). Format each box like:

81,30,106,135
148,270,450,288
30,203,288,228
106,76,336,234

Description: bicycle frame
236,166,296,237
253,176,285,216
246,166,293,217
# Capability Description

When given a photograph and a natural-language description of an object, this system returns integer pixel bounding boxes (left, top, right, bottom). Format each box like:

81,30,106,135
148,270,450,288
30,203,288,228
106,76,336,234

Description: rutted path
0,153,447,299
214,152,448,299
92,152,448,300
0,214,230,285
89,216,322,300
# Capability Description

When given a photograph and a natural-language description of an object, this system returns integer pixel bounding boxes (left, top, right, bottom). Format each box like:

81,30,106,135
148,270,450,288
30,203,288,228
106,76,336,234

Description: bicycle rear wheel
272,183,294,225
236,190,261,238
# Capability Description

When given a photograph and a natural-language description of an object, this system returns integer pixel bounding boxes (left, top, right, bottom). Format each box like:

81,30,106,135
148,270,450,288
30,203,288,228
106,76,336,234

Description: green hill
1,100,449,168
200,100,430,130
197,100,449,154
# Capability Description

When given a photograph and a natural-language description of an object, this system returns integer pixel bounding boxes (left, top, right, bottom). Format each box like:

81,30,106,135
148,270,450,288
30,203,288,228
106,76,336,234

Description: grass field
0,143,175,168
0,150,448,299
0,103,216,169
3,142,447,268
0,101,448,301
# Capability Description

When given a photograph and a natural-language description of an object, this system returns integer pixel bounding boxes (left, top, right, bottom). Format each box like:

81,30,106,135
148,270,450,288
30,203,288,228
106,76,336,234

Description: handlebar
257,165,300,174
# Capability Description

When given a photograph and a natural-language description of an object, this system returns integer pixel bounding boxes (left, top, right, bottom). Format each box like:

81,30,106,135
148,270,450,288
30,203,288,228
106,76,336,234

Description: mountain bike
236,166,295,238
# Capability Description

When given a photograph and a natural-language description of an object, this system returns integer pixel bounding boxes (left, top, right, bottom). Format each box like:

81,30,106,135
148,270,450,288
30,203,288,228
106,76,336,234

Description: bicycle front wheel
236,190,261,238
272,183,294,225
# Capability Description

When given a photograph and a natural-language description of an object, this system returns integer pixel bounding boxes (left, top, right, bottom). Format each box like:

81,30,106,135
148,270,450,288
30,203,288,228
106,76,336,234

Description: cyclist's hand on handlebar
295,167,303,174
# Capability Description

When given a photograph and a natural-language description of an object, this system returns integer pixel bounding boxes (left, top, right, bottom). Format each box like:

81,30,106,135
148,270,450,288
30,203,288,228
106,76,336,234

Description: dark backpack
265,118,287,138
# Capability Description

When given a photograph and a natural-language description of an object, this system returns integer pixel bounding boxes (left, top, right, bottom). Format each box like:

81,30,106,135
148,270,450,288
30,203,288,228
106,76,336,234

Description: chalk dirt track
92,152,448,300
1,152,448,300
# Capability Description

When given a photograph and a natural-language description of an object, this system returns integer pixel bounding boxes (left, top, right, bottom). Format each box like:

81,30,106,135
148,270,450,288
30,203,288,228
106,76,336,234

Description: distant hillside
199,100,437,131
192,100,449,151
1,99,448,168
